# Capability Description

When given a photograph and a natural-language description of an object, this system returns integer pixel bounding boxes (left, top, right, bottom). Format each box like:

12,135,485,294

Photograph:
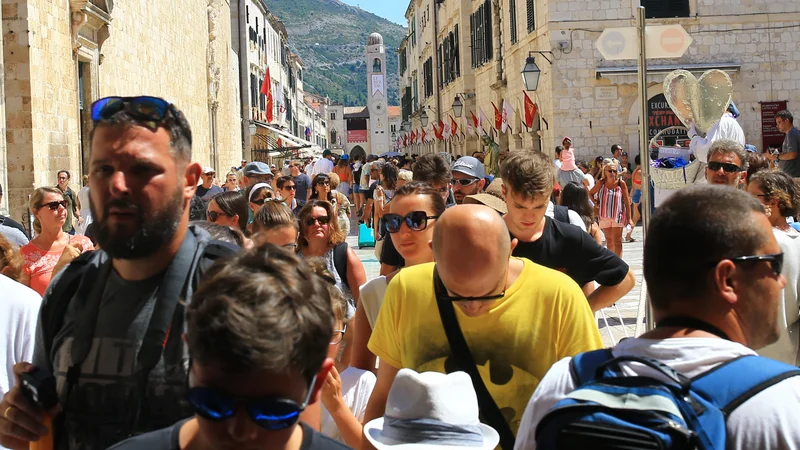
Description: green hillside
264,0,407,106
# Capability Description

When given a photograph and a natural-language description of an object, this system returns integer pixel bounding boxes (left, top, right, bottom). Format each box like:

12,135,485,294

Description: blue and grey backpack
535,349,800,449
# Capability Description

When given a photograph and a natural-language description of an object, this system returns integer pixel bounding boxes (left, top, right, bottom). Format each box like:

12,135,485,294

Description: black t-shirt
512,217,629,287
353,165,363,186
0,214,27,237
108,421,350,450
365,182,377,201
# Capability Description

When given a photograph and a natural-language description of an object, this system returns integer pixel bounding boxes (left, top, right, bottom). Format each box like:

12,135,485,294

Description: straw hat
464,178,507,215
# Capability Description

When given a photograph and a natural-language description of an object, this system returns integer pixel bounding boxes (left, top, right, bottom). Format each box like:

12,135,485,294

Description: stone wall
2,0,241,222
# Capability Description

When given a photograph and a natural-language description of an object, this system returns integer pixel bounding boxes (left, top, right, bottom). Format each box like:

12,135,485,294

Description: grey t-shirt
294,173,312,202
779,127,800,177
34,268,192,450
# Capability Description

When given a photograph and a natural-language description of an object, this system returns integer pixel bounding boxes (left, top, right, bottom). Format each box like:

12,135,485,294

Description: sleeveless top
599,180,625,224
632,168,643,190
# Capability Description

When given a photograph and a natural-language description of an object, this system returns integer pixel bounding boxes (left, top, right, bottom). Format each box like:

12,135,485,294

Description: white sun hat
363,369,499,450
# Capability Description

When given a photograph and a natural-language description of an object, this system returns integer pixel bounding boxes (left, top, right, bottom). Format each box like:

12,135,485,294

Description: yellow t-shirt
368,258,603,435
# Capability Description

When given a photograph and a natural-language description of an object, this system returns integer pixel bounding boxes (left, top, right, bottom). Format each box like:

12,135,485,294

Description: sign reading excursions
648,93,688,145
761,101,788,151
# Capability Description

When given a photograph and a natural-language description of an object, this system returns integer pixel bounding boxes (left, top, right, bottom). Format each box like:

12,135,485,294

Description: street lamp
248,122,257,136
452,96,463,118
420,109,429,127
522,51,553,92
401,120,411,132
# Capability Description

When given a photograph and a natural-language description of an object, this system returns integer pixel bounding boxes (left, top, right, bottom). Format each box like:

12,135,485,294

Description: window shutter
509,0,518,44
470,13,476,69
641,0,689,18
526,0,535,33
454,25,461,78
484,0,493,60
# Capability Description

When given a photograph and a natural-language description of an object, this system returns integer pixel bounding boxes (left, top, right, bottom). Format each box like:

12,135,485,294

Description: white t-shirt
515,338,800,450
546,201,587,232
312,158,335,176
583,172,595,190
0,276,41,416
759,228,800,365
359,276,388,329
320,366,377,444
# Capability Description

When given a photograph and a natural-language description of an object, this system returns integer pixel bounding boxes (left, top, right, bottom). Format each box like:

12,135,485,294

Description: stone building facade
399,0,800,162
1,0,242,224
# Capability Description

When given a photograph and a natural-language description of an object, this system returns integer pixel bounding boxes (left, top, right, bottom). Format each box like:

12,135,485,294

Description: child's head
185,244,334,447
252,201,299,250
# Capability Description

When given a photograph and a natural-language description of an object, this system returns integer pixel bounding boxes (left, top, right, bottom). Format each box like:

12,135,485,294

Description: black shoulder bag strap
432,266,516,450
65,231,202,431
333,242,349,288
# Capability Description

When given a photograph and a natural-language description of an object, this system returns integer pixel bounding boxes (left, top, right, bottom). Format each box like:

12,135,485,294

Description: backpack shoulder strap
333,242,349,288
433,265,516,450
568,349,615,386
691,355,800,416
553,205,570,224
41,251,102,361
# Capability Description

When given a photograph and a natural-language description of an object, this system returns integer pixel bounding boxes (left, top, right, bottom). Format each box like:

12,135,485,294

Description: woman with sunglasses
589,159,633,258
108,245,349,450
252,201,300,250
207,191,249,233
19,187,93,296
297,200,366,364
223,171,239,192
746,169,800,365
350,182,445,371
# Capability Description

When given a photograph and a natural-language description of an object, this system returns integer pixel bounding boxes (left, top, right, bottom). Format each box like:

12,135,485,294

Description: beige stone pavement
348,219,646,348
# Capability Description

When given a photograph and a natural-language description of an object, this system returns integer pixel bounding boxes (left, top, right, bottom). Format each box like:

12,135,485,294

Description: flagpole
636,6,654,332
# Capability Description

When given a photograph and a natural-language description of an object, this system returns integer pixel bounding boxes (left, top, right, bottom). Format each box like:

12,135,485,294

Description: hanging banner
371,75,385,96
348,130,368,143
761,101,788,151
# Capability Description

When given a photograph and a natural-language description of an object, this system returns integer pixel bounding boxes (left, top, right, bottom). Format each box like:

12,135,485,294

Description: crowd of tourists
0,95,799,450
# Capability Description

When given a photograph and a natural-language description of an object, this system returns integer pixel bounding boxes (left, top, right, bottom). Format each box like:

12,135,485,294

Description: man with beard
0,96,237,450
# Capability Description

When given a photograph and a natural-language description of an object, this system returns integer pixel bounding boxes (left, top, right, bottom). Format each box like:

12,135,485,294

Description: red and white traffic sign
596,25,692,61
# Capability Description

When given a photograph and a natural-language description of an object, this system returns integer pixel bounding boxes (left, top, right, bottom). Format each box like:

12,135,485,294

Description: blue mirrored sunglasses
186,377,316,431
91,96,176,125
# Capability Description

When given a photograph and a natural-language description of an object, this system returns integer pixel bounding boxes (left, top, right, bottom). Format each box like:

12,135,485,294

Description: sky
339,1,407,26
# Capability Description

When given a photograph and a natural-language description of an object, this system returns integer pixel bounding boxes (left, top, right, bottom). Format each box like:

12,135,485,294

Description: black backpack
553,204,570,224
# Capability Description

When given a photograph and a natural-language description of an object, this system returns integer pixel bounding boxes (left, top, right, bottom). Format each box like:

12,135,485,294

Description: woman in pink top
558,137,589,188
19,187,93,296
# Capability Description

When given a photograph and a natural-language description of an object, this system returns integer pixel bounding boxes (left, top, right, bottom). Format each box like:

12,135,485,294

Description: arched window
373,58,382,73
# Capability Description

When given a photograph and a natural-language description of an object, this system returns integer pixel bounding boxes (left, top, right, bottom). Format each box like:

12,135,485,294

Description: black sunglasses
384,211,440,234
433,266,505,302
91,96,182,131
186,379,315,431
707,161,742,173
731,253,784,277
251,195,275,206
451,178,480,187
316,181,330,186
41,200,68,211
283,185,297,190
306,216,331,226
207,211,230,222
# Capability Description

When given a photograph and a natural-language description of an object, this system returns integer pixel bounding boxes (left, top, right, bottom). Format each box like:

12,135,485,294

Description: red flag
276,138,283,149
471,111,479,129
411,130,417,144
523,91,537,129
450,116,458,137
262,69,273,123
421,128,427,142
493,102,502,130
434,122,444,141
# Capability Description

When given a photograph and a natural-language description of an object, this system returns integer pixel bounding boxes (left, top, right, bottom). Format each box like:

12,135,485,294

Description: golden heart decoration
663,69,733,136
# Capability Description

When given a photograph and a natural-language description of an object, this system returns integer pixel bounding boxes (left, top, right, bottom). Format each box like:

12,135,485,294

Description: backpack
534,349,800,450
333,241,349,288
553,204,570,224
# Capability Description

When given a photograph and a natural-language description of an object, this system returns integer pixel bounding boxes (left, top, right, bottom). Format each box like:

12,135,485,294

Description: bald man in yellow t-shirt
363,205,603,445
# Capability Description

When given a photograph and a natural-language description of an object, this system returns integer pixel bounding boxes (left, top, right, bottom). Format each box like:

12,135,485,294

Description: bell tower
366,32,389,155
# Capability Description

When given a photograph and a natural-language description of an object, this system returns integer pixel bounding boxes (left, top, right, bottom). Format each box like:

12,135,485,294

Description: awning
595,62,741,79
261,123,322,156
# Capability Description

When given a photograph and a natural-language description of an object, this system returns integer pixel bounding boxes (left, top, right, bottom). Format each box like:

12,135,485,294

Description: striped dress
599,180,625,226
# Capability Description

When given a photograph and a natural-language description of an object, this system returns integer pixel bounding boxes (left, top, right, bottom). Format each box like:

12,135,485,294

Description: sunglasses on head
41,200,67,211
187,378,316,431
91,96,181,131
384,211,440,234
251,195,275,206
207,211,229,222
451,178,479,187
707,161,741,173
306,216,330,226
